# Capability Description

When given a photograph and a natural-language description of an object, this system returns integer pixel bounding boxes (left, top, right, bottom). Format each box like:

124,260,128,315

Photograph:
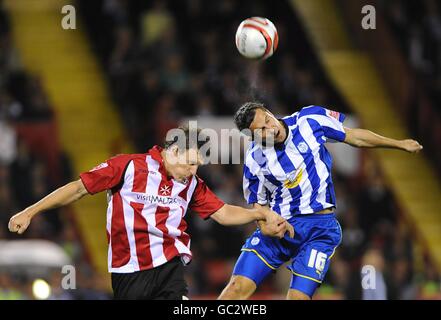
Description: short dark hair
234,102,268,131
164,125,210,152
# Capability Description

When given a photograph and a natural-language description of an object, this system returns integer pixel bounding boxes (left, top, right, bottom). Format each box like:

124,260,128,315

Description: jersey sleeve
79,154,132,195
243,163,269,205
189,177,225,219
300,106,347,142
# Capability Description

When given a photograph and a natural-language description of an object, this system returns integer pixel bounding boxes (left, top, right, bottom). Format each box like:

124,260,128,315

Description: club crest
297,142,309,153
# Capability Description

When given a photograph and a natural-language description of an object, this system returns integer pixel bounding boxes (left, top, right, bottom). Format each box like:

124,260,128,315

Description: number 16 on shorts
308,249,327,273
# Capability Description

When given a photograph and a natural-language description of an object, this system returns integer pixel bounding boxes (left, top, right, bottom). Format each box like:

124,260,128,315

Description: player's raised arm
343,127,423,153
8,179,89,234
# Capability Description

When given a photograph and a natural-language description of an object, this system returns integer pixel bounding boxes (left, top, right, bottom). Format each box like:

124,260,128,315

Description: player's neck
160,150,174,178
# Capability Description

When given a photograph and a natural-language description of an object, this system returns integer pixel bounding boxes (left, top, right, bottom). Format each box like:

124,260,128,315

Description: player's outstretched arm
210,204,294,239
343,127,423,153
8,179,89,234
210,204,271,226
210,204,285,234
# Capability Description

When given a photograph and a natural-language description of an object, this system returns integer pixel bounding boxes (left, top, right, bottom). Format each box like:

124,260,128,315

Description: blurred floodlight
32,279,51,300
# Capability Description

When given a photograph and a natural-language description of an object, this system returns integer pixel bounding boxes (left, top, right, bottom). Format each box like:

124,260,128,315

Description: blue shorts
233,213,342,298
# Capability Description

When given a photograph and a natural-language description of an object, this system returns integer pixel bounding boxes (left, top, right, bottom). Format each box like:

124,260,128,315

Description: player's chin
179,175,191,182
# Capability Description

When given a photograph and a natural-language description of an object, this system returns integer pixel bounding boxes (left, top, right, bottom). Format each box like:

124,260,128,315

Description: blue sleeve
243,164,268,205
299,106,346,142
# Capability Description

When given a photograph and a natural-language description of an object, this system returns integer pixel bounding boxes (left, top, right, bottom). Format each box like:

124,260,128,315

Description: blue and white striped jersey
243,106,347,219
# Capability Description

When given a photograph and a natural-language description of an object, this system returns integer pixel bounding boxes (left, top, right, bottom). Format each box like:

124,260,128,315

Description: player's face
168,148,203,183
249,108,285,144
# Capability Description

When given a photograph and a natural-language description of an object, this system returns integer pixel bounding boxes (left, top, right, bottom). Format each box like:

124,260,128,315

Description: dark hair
164,125,210,152
233,102,268,131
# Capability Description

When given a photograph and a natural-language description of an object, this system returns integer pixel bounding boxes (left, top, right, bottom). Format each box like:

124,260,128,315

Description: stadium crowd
378,0,441,175
0,0,439,299
0,3,110,299
382,0,441,109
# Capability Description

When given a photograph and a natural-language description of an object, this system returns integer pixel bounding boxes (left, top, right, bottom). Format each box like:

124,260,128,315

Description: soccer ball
235,17,279,60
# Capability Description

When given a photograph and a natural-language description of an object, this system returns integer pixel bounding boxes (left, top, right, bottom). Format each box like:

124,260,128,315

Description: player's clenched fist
8,211,32,234
400,139,423,153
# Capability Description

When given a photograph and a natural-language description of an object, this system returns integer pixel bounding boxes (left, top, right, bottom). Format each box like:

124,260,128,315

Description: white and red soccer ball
235,17,279,60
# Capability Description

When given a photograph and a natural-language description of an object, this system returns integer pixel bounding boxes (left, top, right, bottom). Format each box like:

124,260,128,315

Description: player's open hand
400,139,423,153
8,211,32,235
284,222,295,238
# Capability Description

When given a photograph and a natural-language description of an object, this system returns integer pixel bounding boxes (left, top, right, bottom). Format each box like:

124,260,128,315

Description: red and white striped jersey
79,145,225,273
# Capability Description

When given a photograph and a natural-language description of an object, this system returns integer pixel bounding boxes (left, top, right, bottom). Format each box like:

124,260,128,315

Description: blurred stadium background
0,0,440,300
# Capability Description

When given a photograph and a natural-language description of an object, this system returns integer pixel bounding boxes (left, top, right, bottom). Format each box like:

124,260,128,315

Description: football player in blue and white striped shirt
218,102,423,300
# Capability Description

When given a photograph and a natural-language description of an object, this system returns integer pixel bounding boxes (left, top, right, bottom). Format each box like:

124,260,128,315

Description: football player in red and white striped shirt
8,126,292,299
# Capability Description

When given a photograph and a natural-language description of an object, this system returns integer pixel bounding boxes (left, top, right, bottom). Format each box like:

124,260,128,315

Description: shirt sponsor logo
283,168,303,189
135,194,178,205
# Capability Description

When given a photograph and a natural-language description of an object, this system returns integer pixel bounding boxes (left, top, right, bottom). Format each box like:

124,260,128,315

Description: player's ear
165,144,179,160
171,144,179,157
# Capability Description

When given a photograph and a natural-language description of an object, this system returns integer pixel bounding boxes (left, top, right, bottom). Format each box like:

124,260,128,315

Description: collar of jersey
148,145,193,184
148,145,169,178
